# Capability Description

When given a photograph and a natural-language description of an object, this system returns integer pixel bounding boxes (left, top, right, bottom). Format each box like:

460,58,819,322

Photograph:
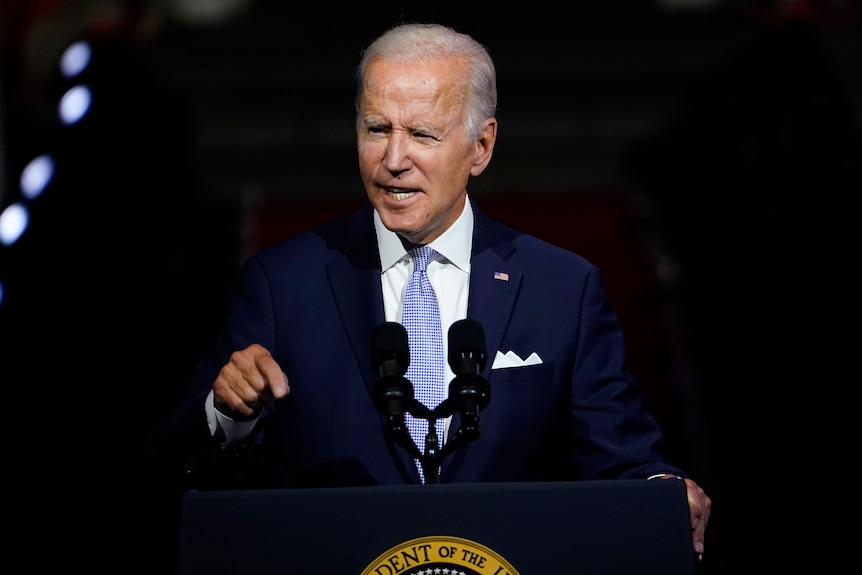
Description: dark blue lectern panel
177,480,696,575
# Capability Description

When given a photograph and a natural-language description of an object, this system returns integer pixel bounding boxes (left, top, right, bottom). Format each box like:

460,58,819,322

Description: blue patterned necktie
403,246,445,483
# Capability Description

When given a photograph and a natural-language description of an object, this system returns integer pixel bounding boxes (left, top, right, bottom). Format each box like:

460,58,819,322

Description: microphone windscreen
448,319,487,370
370,321,410,372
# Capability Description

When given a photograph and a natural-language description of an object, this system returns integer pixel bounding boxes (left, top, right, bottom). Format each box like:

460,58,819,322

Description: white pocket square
492,350,543,369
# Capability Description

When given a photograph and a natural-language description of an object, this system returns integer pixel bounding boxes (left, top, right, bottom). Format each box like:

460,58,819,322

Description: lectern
177,479,696,574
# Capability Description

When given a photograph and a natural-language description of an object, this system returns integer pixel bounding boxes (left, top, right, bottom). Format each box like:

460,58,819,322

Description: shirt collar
375,195,474,273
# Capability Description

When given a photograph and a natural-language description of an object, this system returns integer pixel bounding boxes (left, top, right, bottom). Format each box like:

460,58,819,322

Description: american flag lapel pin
493,271,509,282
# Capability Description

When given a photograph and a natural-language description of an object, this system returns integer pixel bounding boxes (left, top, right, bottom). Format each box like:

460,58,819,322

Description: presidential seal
360,535,521,575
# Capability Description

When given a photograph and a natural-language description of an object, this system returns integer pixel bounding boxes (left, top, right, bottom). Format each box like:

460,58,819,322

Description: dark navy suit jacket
145,200,683,489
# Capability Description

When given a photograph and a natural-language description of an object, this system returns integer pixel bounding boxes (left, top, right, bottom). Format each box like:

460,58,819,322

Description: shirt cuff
647,473,683,480
205,389,260,446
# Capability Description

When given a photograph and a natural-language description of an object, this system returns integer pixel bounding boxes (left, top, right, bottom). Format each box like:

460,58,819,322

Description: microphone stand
408,401,441,484
422,427,441,484
407,370,490,484
372,386,445,483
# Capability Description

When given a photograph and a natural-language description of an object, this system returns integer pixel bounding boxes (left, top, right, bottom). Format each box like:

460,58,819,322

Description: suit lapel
326,249,419,483
467,252,521,379
439,204,522,481
467,206,521,381
323,205,386,391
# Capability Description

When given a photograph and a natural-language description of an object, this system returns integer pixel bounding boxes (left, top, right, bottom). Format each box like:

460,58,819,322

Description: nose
382,132,413,176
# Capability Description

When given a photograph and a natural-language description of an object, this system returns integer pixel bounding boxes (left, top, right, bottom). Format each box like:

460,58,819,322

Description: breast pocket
488,361,554,384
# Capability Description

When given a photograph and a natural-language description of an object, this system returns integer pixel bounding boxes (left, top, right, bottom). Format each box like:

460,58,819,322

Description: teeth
388,190,414,200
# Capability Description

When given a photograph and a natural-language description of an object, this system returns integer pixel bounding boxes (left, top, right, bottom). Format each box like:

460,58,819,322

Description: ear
470,118,497,177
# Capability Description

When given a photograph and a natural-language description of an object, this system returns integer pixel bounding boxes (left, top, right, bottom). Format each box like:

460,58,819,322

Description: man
143,21,710,561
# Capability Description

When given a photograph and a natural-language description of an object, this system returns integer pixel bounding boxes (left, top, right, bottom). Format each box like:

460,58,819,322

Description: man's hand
684,477,711,561
212,343,290,419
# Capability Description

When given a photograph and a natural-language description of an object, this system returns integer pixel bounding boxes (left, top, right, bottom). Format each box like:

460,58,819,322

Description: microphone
371,321,410,379
447,319,490,437
370,322,419,456
448,318,488,375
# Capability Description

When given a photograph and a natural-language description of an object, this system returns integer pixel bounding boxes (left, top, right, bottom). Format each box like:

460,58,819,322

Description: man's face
357,55,496,246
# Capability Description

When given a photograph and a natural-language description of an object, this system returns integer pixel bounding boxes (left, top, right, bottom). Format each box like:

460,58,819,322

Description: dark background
1,0,860,573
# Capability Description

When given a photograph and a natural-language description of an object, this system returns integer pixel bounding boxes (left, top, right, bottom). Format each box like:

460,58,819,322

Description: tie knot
410,246,436,272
